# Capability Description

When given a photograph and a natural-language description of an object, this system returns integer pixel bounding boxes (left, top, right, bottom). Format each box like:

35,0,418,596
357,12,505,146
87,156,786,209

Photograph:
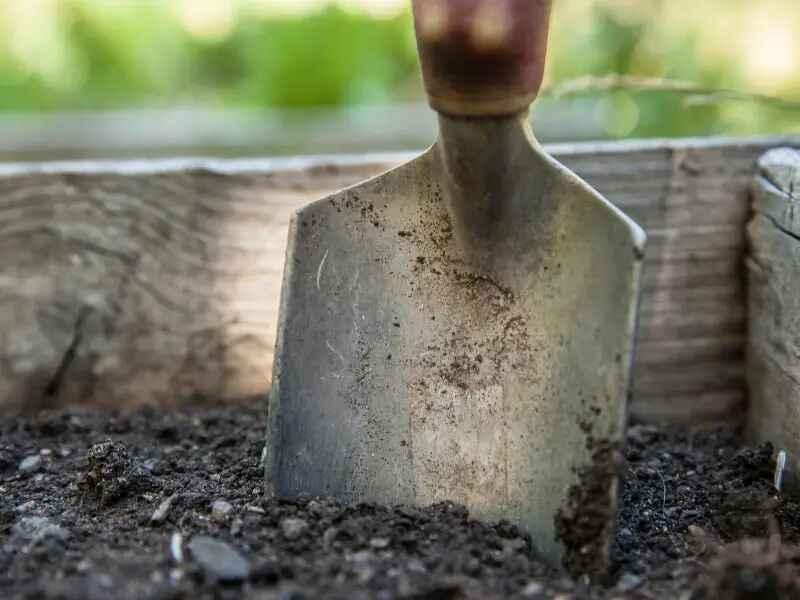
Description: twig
170,532,184,563
633,466,667,513
774,450,787,492
541,75,800,112
654,467,667,512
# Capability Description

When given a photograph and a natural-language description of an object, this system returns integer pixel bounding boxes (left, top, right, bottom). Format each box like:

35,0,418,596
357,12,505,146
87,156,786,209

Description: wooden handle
412,0,552,117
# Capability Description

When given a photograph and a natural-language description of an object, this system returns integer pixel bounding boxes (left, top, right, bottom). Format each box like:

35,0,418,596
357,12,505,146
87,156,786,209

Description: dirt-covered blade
266,0,645,576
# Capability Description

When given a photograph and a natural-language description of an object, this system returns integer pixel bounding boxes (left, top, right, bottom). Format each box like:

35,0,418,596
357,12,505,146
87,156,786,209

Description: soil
2,400,800,599
555,440,621,579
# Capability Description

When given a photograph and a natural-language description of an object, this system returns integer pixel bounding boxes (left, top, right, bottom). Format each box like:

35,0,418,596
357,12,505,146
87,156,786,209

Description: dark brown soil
555,440,621,580
2,401,800,599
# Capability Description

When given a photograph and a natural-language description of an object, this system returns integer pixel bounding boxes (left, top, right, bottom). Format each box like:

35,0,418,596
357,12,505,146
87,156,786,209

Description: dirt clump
691,538,800,600
556,440,621,579
81,440,156,506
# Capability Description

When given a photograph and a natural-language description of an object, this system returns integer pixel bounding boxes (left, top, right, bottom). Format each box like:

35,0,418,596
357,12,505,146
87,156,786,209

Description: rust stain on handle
412,0,553,117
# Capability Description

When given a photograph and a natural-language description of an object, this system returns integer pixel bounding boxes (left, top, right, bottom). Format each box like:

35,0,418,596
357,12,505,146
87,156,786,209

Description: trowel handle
411,0,552,118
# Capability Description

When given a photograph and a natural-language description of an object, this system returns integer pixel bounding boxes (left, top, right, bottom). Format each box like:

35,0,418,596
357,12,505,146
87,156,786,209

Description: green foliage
0,1,797,140
0,3,418,112
234,7,417,108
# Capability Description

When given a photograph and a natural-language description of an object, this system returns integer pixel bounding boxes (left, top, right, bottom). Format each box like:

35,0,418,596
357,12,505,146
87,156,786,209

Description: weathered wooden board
1,137,797,420
746,148,800,483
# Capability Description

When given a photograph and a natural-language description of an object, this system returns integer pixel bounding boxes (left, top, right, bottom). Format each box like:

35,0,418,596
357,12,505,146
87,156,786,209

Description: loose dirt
2,400,800,599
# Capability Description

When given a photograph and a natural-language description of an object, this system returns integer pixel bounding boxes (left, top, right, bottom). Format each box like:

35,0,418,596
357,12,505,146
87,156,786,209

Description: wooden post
747,148,800,488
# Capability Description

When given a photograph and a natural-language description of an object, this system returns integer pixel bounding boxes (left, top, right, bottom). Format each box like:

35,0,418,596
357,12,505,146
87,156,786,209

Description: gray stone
14,500,36,513
12,516,70,542
188,536,251,581
618,573,644,592
170,532,184,563
280,518,308,540
350,550,374,564
521,581,544,597
504,537,528,553
349,550,375,584
407,558,427,574
150,494,178,525
231,518,244,537
322,527,338,548
278,589,307,600
18,455,42,473
211,499,233,522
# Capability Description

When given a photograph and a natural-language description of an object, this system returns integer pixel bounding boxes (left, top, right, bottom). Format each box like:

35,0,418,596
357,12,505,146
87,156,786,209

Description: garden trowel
267,0,645,575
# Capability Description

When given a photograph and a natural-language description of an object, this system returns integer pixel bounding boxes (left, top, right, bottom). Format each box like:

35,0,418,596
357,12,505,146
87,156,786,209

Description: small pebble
281,518,308,540
231,518,244,537
18,455,42,474
521,581,545,597
12,516,70,542
350,550,374,564
169,569,184,584
188,536,251,581
504,537,528,553
278,589,306,600
211,499,233,522
350,551,375,584
151,494,178,525
77,559,92,573
464,556,483,577
617,573,643,592
323,527,338,548
407,558,427,574
170,532,184,563
15,500,36,513
370,537,390,549
688,524,707,539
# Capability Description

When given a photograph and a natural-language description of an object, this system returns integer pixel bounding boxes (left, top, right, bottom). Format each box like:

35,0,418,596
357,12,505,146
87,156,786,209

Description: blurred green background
1,0,798,159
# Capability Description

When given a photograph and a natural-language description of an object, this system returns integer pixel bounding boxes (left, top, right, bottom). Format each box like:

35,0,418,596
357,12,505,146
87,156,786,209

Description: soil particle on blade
555,439,621,579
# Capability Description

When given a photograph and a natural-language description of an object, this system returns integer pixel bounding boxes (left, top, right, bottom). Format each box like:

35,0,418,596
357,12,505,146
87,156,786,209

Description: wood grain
746,147,800,485
1,137,797,420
